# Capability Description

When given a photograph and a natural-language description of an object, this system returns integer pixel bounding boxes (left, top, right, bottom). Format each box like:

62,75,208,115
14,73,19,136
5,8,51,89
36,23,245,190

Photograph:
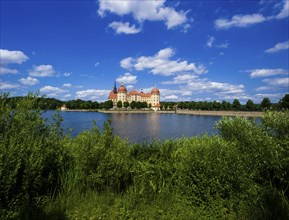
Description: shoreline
98,109,262,117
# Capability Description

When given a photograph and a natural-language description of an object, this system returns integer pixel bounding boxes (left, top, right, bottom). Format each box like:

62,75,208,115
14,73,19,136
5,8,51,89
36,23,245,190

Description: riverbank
176,110,262,117
60,109,98,112
98,109,175,114
98,109,262,117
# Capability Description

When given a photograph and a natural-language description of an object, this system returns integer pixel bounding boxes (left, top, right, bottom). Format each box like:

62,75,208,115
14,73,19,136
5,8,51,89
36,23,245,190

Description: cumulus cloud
206,36,215,48
164,95,178,100
276,0,289,19
0,67,18,75
0,49,29,65
215,14,268,29
249,68,288,78
215,0,289,30
63,72,71,77
265,40,289,53
0,82,19,90
116,73,137,84
63,83,72,88
120,57,134,69
109,21,141,34
40,86,67,94
162,74,197,84
98,0,188,31
76,89,111,101
29,65,56,77
263,77,289,87
120,48,207,76
18,76,39,86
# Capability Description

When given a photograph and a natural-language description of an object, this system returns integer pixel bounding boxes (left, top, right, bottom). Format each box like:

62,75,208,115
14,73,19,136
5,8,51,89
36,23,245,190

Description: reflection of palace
108,82,161,111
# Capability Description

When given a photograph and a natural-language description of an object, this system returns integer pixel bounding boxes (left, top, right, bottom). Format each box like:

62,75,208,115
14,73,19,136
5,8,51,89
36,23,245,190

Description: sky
0,0,288,103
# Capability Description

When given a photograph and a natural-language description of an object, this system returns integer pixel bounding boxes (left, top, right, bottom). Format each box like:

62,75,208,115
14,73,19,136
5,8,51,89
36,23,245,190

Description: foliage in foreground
0,93,289,219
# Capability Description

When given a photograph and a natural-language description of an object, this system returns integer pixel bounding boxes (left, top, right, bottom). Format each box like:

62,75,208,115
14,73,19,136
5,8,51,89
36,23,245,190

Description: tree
117,101,122,109
278,94,289,109
123,101,129,108
260,97,271,110
136,101,142,109
130,101,136,109
221,100,231,110
246,99,255,111
232,99,241,110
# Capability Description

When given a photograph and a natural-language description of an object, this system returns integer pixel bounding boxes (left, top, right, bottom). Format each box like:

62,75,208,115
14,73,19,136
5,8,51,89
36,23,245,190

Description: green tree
117,101,123,109
130,101,136,109
260,97,271,110
246,99,255,111
123,101,129,108
232,99,241,110
278,94,289,109
142,102,148,108
136,101,142,109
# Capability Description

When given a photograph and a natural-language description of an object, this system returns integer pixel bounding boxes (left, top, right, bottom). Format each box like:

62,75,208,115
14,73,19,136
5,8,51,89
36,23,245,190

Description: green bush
0,93,69,219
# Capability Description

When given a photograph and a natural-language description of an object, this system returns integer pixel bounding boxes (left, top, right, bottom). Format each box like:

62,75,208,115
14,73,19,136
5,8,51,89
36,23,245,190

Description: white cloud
94,62,100,67
120,57,134,69
276,0,289,19
126,85,134,90
98,0,188,30
164,95,178,100
109,21,141,34
0,82,20,90
256,86,271,91
162,74,197,84
0,67,18,75
63,83,72,88
206,36,215,48
63,72,71,77
249,68,288,78
0,49,29,65
40,86,67,94
116,72,137,84
18,76,39,86
76,89,111,101
215,0,289,30
29,65,56,77
215,13,268,29
121,48,207,76
216,43,230,49
263,77,289,87
265,40,289,53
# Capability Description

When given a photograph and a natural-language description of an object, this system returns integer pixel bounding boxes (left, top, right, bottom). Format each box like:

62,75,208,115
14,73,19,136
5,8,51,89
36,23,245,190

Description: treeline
1,93,289,219
5,94,289,111
161,95,289,111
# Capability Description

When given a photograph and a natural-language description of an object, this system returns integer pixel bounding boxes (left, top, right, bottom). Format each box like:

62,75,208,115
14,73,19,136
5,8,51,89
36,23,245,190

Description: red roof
151,87,160,95
108,91,117,99
118,85,127,93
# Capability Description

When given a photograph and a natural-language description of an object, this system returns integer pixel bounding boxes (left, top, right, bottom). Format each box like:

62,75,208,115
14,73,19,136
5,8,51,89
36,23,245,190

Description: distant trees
232,99,241,110
278,94,289,109
260,97,272,110
246,100,255,111
4,93,289,111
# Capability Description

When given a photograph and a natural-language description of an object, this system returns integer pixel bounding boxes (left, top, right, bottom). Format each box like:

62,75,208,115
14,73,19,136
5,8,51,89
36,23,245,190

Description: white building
108,82,161,111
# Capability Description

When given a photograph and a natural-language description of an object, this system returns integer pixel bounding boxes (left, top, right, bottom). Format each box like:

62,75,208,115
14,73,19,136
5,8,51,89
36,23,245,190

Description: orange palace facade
108,82,161,111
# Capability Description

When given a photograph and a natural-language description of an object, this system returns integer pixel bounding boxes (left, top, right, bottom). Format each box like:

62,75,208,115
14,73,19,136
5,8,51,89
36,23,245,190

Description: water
42,111,222,143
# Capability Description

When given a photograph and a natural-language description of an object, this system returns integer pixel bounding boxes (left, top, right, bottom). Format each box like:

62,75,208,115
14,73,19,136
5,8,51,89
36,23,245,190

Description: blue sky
1,0,288,103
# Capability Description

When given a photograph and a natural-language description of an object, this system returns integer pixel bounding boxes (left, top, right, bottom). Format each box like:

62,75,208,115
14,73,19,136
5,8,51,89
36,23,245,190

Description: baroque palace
108,82,161,111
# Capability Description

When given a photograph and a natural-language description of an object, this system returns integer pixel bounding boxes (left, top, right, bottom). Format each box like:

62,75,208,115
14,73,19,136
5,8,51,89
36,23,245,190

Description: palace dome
118,84,127,93
151,86,160,95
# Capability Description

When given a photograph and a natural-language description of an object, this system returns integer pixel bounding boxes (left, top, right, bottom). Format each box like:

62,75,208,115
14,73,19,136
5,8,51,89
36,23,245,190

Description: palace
108,82,161,111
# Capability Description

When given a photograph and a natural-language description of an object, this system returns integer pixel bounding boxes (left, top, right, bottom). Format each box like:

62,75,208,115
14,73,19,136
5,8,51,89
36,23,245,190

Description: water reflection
111,113,161,142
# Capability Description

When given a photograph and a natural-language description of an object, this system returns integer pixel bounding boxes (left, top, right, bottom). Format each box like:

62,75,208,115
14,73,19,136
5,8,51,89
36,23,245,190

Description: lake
42,111,222,143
